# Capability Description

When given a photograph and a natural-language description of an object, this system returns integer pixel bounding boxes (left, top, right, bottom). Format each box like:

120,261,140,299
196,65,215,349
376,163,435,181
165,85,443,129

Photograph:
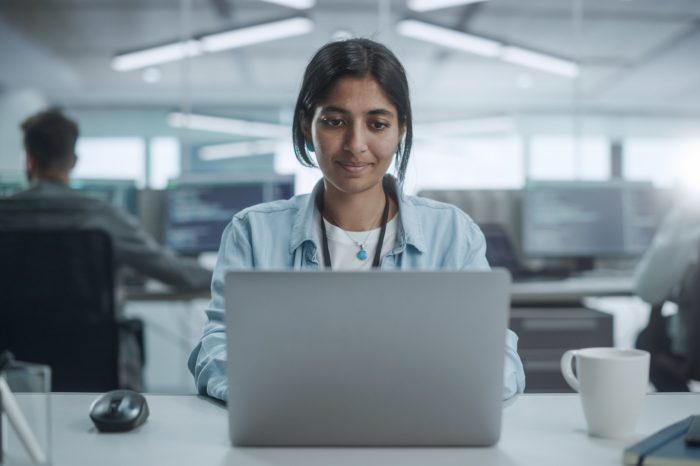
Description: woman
188,38,525,401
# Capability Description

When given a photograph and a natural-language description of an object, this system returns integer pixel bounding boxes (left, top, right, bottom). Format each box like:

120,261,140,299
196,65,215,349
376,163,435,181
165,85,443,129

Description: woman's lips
337,161,370,173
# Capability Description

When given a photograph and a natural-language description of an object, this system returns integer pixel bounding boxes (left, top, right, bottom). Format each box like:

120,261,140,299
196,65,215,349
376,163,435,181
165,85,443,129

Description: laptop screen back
225,270,510,447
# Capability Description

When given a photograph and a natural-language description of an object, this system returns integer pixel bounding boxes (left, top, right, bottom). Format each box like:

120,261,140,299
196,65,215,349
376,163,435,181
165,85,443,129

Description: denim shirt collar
288,175,426,256
289,180,323,255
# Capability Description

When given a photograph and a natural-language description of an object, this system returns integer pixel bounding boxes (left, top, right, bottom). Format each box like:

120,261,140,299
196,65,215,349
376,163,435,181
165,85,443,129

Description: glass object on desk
1,361,51,466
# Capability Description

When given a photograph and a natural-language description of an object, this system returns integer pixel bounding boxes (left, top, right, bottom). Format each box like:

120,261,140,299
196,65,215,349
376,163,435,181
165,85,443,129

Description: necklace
324,206,385,261
317,189,390,267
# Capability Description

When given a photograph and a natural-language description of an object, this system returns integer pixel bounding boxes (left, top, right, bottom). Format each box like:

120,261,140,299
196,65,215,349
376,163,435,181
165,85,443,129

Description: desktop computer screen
0,173,28,197
71,179,140,216
0,182,26,197
522,181,659,258
1,178,139,215
165,176,295,254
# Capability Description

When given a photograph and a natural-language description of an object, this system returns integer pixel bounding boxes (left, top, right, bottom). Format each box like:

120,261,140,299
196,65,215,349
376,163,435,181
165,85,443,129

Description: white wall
0,89,48,175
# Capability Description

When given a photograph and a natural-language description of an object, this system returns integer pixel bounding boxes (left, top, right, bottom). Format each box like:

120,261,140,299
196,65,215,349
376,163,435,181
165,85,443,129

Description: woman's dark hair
292,38,413,184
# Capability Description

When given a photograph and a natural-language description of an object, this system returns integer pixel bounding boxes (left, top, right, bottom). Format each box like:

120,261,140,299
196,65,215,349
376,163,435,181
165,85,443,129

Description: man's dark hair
21,108,79,169
292,38,413,184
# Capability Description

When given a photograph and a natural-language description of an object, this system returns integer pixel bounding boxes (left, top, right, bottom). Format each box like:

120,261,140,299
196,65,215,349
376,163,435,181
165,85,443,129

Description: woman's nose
343,125,368,154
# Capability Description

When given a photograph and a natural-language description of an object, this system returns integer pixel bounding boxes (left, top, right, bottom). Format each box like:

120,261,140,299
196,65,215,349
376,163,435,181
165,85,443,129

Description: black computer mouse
89,389,149,433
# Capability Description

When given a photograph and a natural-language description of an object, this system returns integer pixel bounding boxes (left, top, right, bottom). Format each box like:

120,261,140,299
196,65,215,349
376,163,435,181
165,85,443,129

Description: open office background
1,0,699,393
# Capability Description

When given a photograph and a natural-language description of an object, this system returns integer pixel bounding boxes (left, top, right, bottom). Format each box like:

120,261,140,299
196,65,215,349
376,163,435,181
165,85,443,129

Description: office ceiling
1,0,700,123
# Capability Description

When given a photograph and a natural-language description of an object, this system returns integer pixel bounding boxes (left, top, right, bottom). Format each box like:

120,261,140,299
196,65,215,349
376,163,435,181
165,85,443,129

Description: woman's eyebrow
367,109,394,117
320,105,349,114
320,106,395,117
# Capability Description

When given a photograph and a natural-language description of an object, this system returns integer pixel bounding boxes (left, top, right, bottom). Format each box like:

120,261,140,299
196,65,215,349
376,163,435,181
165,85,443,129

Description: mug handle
560,349,580,392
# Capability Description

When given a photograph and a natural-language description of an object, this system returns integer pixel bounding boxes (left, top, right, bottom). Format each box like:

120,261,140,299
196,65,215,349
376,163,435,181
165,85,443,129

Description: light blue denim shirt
188,177,526,401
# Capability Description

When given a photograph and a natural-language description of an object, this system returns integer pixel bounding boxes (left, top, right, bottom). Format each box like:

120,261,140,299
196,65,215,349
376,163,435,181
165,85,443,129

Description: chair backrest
0,229,119,392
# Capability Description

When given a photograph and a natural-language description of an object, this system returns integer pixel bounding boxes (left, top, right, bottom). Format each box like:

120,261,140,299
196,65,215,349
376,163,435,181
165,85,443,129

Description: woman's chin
324,173,384,196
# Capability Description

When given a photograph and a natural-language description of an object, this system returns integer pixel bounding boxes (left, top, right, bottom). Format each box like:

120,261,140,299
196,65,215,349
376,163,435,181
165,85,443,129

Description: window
624,138,700,190
408,136,524,193
274,142,321,195
528,136,609,181
150,137,180,189
74,138,146,186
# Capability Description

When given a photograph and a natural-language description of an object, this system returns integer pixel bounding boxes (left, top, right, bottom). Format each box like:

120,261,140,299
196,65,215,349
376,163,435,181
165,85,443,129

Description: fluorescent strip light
168,113,289,138
396,20,501,57
415,116,513,136
407,0,487,12
502,46,580,78
396,19,579,79
112,17,313,72
200,17,314,52
256,0,316,9
199,140,281,161
111,40,202,71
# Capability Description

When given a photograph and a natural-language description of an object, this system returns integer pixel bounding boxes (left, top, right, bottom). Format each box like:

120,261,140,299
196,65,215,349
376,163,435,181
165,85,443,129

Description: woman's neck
322,181,395,232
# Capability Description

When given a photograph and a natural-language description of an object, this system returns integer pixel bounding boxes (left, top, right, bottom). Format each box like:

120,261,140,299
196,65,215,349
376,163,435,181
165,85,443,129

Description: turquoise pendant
357,248,368,261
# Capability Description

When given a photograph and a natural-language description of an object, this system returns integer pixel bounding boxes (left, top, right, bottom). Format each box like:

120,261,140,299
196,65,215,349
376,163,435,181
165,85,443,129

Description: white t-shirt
320,216,398,270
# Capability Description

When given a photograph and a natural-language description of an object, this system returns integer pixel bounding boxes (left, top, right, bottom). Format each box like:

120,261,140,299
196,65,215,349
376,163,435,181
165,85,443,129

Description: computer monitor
0,181,26,197
164,175,295,254
521,181,659,260
480,224,522,273
70,179,140,216
0,173,27,197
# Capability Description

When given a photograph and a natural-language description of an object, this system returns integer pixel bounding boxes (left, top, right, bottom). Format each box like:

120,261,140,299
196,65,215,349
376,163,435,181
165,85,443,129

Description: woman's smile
336,160,373,174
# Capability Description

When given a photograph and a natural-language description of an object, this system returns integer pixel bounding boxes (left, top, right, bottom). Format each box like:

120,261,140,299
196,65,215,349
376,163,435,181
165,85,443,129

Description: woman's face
305,76,404,197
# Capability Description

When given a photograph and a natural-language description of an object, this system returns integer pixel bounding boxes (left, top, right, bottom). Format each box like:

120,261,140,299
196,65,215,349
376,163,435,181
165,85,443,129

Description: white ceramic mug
560,347,650,439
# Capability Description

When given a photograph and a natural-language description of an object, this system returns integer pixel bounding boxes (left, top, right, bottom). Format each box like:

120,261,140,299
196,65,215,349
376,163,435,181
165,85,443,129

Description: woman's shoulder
401,193,487,264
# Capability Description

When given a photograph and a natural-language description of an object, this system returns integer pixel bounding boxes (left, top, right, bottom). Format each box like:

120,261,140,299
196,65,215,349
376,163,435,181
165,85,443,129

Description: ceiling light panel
168,113,289,138
201,17,314,53
396,19,579,79
199,140,281,161
111,40,201,72
112,17,313,72
256,0,316,9
501,46,580,78
407,0,488,12
396,19,501,57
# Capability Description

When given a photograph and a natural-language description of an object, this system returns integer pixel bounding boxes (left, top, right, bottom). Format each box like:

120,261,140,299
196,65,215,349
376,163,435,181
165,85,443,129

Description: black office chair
636,257,700,391
0,230,123,392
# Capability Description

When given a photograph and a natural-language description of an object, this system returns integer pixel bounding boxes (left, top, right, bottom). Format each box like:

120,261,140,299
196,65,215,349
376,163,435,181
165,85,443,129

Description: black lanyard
317,188,390,269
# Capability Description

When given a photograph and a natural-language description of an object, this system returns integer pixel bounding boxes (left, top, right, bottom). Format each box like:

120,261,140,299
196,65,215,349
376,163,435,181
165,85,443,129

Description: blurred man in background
0,108,212,389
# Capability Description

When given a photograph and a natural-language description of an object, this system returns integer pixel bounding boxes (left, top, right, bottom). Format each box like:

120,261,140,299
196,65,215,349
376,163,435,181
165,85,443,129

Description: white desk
47,393,698,466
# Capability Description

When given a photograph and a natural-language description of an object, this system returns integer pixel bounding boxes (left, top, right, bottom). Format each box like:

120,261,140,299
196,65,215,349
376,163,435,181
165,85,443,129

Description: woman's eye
322,118,343,127
371,121,389,130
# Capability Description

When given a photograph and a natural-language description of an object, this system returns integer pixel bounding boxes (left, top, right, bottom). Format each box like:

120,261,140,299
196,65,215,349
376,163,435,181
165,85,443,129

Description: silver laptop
225,270,511,447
